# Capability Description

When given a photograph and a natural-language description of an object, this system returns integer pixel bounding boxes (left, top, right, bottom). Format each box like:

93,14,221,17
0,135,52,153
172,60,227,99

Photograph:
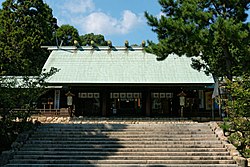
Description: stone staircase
4,121,239,167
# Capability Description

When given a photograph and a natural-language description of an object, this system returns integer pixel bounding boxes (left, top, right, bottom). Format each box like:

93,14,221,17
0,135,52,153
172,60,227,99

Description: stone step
9,159,237,164
4,122,238,167
4,164,239,167
34,132,214,136
33,130,214,136
32,133,215,138
28,136,218,141
12,155,234,160
26,140,222,145
37,124,211,127
37,126,211,130
33,131,213,136
15,151,230,156
37,124,211,129
22,143,224,148
31,133,215,138
38,126,209,131
39,123,207,127
39,123,210,127
19,147,228,152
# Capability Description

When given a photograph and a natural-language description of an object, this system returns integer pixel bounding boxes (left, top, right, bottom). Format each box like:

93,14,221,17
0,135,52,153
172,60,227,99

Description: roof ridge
41,46,145,51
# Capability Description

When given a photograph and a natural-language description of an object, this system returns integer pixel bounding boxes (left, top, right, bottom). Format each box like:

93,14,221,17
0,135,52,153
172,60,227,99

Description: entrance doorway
151,92,173,116
75,92,101,116
110,92,142,116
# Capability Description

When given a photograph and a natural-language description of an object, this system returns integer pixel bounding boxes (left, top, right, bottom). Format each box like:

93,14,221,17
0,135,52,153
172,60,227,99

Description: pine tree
145,0,250,79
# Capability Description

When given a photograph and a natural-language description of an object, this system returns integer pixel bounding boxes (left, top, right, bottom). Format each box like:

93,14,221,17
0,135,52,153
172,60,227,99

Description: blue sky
43,0,161,46
0,0,249,46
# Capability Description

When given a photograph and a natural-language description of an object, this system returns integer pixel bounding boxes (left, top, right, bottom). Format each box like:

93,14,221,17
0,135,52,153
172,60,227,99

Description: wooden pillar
101,89,108,117
146,90,151,116
101,89,110,117
54,89,60,109
101,97,107,117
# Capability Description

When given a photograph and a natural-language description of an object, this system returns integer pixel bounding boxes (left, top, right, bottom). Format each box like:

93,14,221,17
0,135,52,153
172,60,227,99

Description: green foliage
0,121,34,153
220,119,231,134
224,75,250,157
55,24,80,46
0,67,58,153
145,0,250,79
0,0,57,75
80,33,108,46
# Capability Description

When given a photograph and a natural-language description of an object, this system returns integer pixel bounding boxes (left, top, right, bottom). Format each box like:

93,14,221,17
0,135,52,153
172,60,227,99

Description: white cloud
82,12,117,34
53,0,144,36
120,10,143,34
78,10,143,35
61,0,95,14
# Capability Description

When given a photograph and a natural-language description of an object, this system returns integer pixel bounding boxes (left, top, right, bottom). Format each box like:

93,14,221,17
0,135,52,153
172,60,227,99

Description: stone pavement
3,116,246,167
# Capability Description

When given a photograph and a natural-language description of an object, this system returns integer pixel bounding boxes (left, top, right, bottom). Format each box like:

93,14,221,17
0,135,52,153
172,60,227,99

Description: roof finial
107,40,112,48
125,40,129,48
142,40,146,47
74,40,78,46
90,40,95,46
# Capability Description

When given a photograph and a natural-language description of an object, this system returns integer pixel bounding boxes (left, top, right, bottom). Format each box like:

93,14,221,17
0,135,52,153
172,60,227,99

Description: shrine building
40,44,216,118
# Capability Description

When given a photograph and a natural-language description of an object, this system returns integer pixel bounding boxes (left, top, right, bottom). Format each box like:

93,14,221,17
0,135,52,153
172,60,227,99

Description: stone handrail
10,108,69,116
209,122,248,167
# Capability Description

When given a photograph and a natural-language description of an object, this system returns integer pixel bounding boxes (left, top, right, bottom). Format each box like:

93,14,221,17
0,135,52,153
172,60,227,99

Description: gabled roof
42,46,214,85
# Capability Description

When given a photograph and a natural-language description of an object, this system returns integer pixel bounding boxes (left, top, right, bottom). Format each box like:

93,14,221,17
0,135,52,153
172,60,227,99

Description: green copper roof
43,47,214,85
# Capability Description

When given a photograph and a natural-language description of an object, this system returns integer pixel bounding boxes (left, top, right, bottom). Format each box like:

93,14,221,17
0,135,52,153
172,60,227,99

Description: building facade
40,46,216,118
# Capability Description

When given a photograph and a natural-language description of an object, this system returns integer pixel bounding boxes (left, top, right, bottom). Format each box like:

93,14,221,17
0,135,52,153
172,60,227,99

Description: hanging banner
205,91,213,110
54,90,60,109
199,90,204,109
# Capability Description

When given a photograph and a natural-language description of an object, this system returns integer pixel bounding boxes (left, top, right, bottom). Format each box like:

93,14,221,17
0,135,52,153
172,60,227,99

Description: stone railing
10,108,70,117
30,116,192,124
0,128,37,166
35,108,69,116
209,122,248,167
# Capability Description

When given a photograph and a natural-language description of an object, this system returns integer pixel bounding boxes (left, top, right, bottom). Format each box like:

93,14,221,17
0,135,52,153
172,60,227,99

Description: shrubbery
221,75,250,158
0,68,58,154
0,118,35,153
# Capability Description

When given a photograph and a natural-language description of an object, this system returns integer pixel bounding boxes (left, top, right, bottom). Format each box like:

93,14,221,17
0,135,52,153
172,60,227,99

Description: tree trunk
223,46,232,81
